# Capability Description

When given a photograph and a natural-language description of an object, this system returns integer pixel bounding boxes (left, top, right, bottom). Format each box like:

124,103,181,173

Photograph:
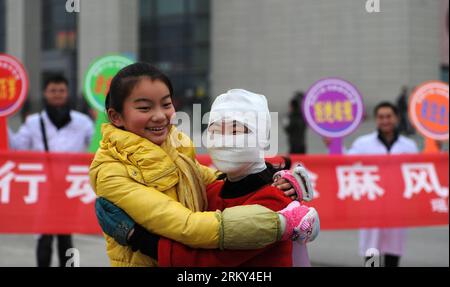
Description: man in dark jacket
285,91,308,154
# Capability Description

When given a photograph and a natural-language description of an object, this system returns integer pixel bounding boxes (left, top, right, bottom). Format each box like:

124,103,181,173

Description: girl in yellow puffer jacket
89,63,314,267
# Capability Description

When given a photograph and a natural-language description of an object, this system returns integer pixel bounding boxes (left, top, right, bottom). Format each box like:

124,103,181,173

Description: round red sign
0,54,29,117
409,81,449,141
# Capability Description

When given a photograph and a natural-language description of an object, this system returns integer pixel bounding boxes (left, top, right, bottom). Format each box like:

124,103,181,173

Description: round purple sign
303,78,364,138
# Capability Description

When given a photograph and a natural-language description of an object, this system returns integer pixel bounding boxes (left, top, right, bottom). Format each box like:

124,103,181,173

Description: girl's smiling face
108,77,175,145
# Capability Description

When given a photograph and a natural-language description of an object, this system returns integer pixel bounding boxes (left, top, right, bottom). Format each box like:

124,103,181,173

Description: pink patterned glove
278,201,320,243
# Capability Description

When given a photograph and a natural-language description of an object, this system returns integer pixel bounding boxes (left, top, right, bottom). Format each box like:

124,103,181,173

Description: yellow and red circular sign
0,54,29,117
409,81,449,141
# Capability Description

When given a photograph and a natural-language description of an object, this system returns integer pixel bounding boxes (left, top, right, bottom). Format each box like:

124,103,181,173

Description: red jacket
157,179,293,267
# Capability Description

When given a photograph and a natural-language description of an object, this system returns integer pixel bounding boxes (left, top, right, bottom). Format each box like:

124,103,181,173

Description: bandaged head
206,89,271,181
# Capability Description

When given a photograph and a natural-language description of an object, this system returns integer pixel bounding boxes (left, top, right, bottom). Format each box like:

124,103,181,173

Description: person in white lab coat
10,74,94,267
347,102,419,267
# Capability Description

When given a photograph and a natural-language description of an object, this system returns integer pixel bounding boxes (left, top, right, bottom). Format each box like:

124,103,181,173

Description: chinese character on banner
401,163,449,199
65,165,96,204
0,161,46,204
336,163,384,201
430,198,449,213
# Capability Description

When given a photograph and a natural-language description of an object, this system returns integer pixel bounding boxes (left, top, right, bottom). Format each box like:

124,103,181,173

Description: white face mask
207,133,266,181
209,155,255,177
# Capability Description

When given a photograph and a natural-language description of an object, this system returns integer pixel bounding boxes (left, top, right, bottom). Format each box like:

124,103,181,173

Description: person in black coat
284,91,308,154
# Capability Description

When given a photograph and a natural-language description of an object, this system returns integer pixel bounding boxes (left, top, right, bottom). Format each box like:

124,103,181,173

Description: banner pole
0,117,8,151
423,137,440,153
328,137,343,154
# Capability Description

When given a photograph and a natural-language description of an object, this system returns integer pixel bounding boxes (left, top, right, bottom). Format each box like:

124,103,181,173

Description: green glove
95,197,136,246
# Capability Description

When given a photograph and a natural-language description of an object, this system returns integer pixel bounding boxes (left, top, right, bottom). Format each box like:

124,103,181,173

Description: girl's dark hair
105,62,173,114
259,156,292,183
266,156,292,175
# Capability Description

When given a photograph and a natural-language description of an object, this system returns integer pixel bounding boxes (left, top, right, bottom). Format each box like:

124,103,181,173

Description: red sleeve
243,185,293,211
205,181,225,211
158,185,292,267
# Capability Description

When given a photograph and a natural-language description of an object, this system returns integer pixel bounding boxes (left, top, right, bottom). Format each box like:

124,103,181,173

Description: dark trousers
384,254,400,267
365,254,400,267
37,234,73,267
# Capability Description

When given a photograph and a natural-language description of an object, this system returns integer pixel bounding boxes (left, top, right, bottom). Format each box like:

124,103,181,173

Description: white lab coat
10,110,94,242
347,131,419,257
10,110,94,152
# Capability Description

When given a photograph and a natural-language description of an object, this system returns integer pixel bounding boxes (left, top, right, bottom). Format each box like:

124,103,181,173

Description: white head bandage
207,89,271,181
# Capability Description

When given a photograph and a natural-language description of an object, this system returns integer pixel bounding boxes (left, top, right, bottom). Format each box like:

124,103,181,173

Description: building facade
0,0,447,120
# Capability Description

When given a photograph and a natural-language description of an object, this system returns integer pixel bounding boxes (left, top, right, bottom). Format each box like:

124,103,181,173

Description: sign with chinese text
303,78,364,154
409,81,449,153
0,54,29,150
84,55,134,112
83,55,134,152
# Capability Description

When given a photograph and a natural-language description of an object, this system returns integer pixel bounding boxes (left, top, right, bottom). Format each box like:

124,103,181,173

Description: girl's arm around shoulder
90,161,221,249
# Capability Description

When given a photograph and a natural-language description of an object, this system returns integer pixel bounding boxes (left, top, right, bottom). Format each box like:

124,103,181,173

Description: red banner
0,151,448,234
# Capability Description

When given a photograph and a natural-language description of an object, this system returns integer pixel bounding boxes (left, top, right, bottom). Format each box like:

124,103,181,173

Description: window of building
41,0,78,106
0,0,6,52
442,66,449,83
42,0,77,51
139,0,211,112
156,0,184,16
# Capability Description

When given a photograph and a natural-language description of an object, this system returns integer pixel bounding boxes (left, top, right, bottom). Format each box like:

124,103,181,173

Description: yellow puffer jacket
90,124,281,267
